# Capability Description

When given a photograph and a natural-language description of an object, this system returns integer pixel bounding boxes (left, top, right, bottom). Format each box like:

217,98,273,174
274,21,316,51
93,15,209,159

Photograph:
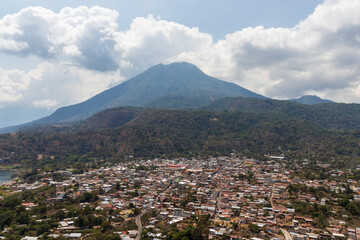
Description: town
1,155,360,240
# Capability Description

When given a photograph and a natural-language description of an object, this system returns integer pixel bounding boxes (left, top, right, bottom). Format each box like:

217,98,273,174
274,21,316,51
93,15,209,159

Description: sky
2,0,360,127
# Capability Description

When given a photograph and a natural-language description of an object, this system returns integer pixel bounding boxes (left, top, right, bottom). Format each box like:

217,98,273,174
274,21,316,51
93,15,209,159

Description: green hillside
1,107,359,169
202,97,360,130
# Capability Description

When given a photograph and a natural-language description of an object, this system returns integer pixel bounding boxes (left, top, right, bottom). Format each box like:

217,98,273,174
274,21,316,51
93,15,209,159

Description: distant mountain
7,62,265,129
290,95,333,105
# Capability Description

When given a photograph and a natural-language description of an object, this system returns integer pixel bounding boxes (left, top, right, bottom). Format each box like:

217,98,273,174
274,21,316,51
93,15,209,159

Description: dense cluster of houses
2,156,360,240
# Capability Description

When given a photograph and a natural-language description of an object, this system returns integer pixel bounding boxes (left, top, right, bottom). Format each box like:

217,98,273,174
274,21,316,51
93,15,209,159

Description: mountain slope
202,97,360,130
31,62,265,125
290,95,333,105
1,107,359,167
144,94,216,109
13,96,360,134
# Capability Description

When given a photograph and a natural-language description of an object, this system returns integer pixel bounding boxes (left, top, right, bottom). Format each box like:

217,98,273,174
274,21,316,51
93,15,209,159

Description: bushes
346,202,360,216
248,223,260,233
2,196,21,209
79,192,99,203
164,215,210,240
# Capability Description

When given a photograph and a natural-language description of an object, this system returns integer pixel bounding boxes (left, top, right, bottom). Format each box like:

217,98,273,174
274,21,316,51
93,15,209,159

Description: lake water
0,170,14,184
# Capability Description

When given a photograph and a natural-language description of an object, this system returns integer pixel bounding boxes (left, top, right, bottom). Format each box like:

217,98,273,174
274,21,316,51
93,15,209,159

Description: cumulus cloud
0,69,30,105
0,6,120,70
115,15,213,74
1,0,360,119
0,62,123,111
174,0,360,102
0,7,212,74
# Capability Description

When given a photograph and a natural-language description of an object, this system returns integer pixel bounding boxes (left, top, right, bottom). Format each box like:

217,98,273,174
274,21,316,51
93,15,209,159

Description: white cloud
0,6,120,70
32,99,58,109
0,62,124,112
175,0,360,102
115,15,213,74
0,68,30,104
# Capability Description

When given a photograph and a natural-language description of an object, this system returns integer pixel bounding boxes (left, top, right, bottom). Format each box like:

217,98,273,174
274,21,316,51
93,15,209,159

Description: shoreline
0,169,18,185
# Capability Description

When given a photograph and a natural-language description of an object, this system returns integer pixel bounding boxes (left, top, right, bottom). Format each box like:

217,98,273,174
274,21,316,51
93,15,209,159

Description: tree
248,223,260,233
53,210,65,221
75,216,85,228
101,221,111,233
16,211,30,225
141,230,152,240
80,192,98,203
2,196,21,209
232,222,239,230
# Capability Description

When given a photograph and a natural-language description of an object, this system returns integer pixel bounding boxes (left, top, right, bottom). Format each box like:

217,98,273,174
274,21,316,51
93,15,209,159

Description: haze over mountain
0,104,51,128
3,62,265,129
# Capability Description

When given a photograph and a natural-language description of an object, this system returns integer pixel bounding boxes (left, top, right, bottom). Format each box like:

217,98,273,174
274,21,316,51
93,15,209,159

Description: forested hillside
202,97,360,130
1,107,359,168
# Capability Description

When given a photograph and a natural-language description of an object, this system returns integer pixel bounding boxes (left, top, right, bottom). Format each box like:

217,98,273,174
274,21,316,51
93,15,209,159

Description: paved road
135,182,172,240
272,185,292,240
214,189,221,220
213,164,223,220
135,210,145,240
270,183,275,208
281,228,292,240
